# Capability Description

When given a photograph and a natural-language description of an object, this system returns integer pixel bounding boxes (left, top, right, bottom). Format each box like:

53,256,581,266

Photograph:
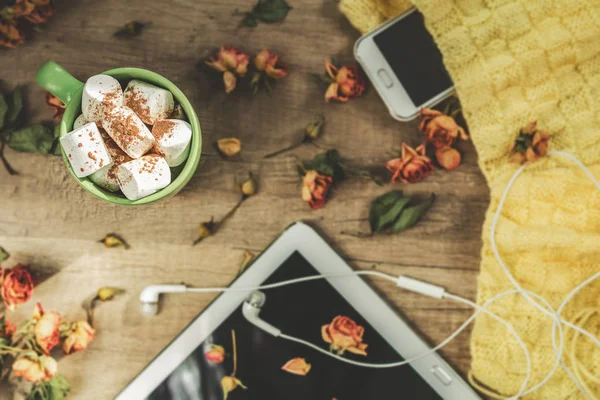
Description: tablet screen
146,251,442,400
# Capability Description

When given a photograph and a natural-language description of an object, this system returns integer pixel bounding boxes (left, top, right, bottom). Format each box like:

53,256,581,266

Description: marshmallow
74,114,110,142
89,140,132,192
151,119,192,167
82,74,123,123
117,155,171,201
102,106,155,159
60,122,112,178
124,80,174,125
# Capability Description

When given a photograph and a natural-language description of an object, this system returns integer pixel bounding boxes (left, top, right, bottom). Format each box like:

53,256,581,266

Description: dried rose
435,146,461,170
215,138,242,157
221,376,247,400
419,108,468,149
386,143,434,184
0,22,24,48
113,21,149,38
204,344,225,363
324,61,366,103
62,320,95,354
24,2,54,24
321,315,368,356
98,233,130,249
240,172,257,198
12,355,57,383
281,358,311,376
33,303,61,355
45,92,66,120
301,170,333,210
4,319,16,337
255,49,288,80
1,265,34,311
509,122,550,164
206,46,250,77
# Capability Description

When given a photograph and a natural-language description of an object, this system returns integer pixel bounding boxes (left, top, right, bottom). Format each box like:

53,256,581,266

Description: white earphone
138,151,600,400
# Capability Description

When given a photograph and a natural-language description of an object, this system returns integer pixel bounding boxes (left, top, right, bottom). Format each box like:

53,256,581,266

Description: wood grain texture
0,0,490,398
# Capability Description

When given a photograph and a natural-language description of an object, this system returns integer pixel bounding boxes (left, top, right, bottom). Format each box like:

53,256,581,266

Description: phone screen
373,10,453,106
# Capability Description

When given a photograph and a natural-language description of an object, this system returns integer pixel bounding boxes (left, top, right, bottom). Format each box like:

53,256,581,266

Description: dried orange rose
324,61,366,102
419,108,468,149
281,358,311,376
33,303,61,355
204,344,225,363
206,46,250,77
12,355,57,383
4,319,16,337
435,146,461,171
386,143,434,184
221,376,247,400
45,92,66,120
255,49,288,80
301,170,333,209
509,122,550,164
321,315,368,356
0,22,25,48
24,2,54,24
62,320,95,354
1,265,34,311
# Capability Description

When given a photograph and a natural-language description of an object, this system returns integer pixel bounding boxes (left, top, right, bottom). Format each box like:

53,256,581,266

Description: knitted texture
340,0,600,398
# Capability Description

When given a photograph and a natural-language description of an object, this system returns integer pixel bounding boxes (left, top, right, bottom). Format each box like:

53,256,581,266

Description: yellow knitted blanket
340,1,600,398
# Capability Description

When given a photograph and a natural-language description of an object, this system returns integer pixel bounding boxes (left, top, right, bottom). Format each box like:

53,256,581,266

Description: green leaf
27,376,70,400
51,125,62,156
391,194,435,233
247,0,291,24
369,191,411,232
6,86,23,127
6,124,55,154
306,149,345,180
0,93,7,131
0,246,8,262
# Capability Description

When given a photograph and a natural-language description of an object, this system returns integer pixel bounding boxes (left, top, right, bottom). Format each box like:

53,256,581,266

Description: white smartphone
355,7,454,121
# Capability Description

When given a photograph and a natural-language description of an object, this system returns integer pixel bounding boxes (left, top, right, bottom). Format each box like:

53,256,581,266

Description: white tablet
117,222,481,400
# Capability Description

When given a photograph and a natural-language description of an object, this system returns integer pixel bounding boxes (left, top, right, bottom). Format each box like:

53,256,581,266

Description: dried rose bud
240,173,257,198
435,146,461,170
385,143,434,184
221,376,247,399
324,60,366,102
194,218,217,245
97,287,125,301
419,108,468,149
509,122,550,164
305,114,325,141
98,233,130,249
223,71,237,94
215,138,242,157
46,92,66,120
204,345,225,363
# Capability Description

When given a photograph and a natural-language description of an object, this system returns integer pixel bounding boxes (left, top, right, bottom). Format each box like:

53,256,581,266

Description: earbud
139,284,187,316
242,291,281,337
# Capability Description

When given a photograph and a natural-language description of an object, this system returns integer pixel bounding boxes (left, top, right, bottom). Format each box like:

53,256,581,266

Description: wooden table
0,0,489,398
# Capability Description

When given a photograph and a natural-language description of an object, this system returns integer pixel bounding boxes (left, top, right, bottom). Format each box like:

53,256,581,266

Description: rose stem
0,141,18,175
264,141,304,159
231,329,238,377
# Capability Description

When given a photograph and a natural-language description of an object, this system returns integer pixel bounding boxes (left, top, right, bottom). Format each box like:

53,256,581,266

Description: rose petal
281,358,311,376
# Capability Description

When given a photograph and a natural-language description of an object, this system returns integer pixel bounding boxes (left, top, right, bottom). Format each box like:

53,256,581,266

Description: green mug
35,61,202,205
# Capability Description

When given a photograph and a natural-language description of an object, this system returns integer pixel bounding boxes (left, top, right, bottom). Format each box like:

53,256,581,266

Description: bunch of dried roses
0,0,54,48
0,262,94,400
206,47,288,94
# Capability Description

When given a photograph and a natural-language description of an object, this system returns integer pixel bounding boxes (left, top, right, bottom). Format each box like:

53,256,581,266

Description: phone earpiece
242,291,282,337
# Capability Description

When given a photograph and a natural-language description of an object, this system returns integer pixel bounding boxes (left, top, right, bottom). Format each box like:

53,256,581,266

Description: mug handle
35,61,84,104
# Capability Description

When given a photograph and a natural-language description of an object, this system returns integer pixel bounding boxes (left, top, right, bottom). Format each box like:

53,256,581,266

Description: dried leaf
5,124,55,154
281,358,311,376
98,233,130,249
242,0,291,26
97,287,125,301
113,21,149,38
215,138,241,158
391,194,435,233
0,246,8,263
238,251,255,275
